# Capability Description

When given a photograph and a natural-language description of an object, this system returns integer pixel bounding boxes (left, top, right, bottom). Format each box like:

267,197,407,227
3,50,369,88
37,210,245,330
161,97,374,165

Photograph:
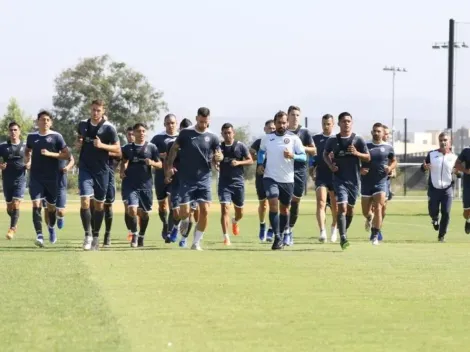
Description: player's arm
421,152,432,172
349,137,370,162
41,147,71,160
304,133,316,156
64,153,75,172
109,150,122,158
455,152,469,174
24,137,32,170
256,137,267,174
146,147,162,169
232,144,253,167
94,139,120,154
119,149,128,179
291,137,307,161
323,139,338,172
387,148,397,173
165,141,179,178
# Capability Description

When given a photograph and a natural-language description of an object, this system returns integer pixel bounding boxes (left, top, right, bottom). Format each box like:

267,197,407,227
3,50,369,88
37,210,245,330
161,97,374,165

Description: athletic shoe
283,232,292,246
259,228,267,242
83,236,92,251
340,237,350,250
438,235,446,243
91,237,100,251
190,243,203,251
6,227,16,240
179,237,187,248
266,229,274,242
48,226,57,244
57,217,64,230
319,230,327,243
330,228,338,243
232,219,240,236
271,235,283,250
131,234,138,248
169,227,178,243
223,234,231,246
365,215,373,232
432,220,439,231
372,237,379,245
289,230,294,246
35,235,44,248
103,233,111,248
137,235,144,247
465,221,470,234
127,231,132,242
378,231,383,241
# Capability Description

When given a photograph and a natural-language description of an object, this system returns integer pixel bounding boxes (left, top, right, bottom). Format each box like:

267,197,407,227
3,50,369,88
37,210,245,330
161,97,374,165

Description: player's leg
88,171,110,250
134,188,152,247
121,180,133,241
127,190,140,248
428,187,440,232
103,172,115,246
334,183,350,249
5,179,24,239
438,187,453,242
43,179,59,244
167,182,181,243
177,184,196,247
361,182,374,234
78,169,94,250
156,177,170,241
328,187,338,242
263,178,282,250
287,171,306,244
190,184,212,250
256,175,272,242
370,189,386,245
279,182,294,247
219,183,232,245
29,177,46,247
232,185,244,236
463,187,470,234
316,185,328,242
345,185,358,231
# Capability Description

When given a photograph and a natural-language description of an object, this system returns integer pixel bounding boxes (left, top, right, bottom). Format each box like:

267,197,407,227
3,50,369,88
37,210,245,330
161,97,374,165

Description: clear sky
1,0,469,138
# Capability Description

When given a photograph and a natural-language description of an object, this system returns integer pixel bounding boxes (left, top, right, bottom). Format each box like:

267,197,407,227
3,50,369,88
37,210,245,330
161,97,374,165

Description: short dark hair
439,131,450,139
92,99,105,107
264,119,274,126
180,118,192,129
8,122,20,130
126,126,133,133
133,123,147,130
382,124,389,130
37,110,53,120
221,123,233,131
287,105,301,114
322,114,333,120
197,107,210,118
372,122,383,129
164,113,176,122
338,112,352,121
274,111,287,122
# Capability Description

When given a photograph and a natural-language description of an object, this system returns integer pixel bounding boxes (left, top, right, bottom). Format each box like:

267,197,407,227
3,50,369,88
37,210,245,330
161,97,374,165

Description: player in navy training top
218,123,253,245
250,119,276,242
75,100,120,251
25,110,70,247
454,143,470,234
150,114,179,242
121,123,162,248
284,106,316,246
310,114,338,243
120,127,135,242
323,112,370,250
165,107,223,250
360,123,396,245
0,122,28,240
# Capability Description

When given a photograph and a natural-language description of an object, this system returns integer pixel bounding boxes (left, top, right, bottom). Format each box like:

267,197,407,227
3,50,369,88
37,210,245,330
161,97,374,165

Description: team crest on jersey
380,147,385,152
46,137,52,143
283,138,290,144
204,136,210,142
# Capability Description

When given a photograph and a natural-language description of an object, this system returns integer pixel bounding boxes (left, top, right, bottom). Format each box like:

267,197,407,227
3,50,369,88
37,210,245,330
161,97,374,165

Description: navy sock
289,201,299,228
124,212,132,230
337,212,347,238
129,214,138,233
80,208,92,236
168,211,174,232
269,211,280,236
139,214,150,236
48,209,57,228
260,222,266,230
32,207,42,235
159,210,168,234
346,215,353,229
10,209,19,229
280,214,289,235
105,207,113,234
92,210,105,237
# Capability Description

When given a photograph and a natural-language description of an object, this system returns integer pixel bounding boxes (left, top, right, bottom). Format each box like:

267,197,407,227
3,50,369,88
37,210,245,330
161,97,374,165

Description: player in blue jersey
120,127,135,242
323,112,370,250
250,119,276,242
218,123,253,245
310,114,338,243
121,123,162,247
25,111,70,247
284,106,316,246
257,111,306,250
75,100,120,251
0,122,28,240
151,114,179,242
454,141,470,235
360,123,396,245
165,107,223,250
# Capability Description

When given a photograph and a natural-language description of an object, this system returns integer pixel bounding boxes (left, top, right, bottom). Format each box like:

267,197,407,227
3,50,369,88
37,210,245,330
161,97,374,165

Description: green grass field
1,192,470,352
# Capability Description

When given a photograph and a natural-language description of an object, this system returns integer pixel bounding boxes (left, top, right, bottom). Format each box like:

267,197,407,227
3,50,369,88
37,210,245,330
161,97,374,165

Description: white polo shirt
426,149,457,189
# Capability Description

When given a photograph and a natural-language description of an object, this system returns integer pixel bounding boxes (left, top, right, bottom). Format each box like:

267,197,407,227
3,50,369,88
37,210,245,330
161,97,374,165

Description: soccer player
323,112,370,250
0,122,28,239
360,123,396,245
422,132,457,242
151,114,179,242
285,105,316,245
311,114,338,243
218,123,253,245
121,123,161,247
76,100,120,251
25,111,70,247
165,107,223,250
257,111,306,250
250,119,276,242
121,126,135,241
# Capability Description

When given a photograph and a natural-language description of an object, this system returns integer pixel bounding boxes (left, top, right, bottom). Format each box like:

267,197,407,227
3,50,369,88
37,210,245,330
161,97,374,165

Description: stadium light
383,66,408,146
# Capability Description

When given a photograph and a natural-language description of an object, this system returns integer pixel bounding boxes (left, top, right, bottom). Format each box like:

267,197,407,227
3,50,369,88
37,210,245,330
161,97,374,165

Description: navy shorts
334,180,359,206
121,177,130,204
179,180,212,205
169,177,180,209
293,170,307,198
218,183,245,207
30,176,58,205
361,180,388,197
263,177,294,206
155,171,170,201
105,170,116,204
127,188,153,212
2,177,26,203
463,188,470,210
56,173,68,209
79,168,109,202
255,175,266,201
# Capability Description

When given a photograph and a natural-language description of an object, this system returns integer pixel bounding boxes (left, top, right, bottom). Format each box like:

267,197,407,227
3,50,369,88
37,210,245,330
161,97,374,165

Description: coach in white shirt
422,132,457,242
257,111,306,250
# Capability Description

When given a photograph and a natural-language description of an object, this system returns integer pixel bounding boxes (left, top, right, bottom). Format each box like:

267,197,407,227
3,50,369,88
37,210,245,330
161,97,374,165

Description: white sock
467,218,470,223
223,233,229,239
193,230,204,245
331,226,337,234
232,217,237,224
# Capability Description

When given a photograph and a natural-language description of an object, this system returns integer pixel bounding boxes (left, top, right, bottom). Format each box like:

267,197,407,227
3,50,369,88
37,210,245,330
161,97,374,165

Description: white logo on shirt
204,136,210,142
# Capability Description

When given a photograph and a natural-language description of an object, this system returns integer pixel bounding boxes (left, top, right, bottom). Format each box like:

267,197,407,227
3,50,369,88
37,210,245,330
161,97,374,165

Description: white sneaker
319,230,327,243
330,228,338,243
190,243,203,251
372,238,379,246
91,237,100,251
83,236,92,251
35,236,44,248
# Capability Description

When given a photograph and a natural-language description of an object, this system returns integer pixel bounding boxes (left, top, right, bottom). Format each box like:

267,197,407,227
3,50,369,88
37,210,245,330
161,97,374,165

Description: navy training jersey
122,142,160,189
151,132,178,175
313,134,333,181
361,142,395,185
290,126,313,172
458,147,470,189
0,141,26,182
324,133,369,185
76,119,119,173
251,138,267,169
175,127,220,183
26,131,67,181
219,140,250,187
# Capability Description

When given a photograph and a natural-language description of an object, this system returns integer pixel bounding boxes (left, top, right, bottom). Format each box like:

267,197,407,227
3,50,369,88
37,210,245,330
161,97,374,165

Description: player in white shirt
422,132,457,242
256,111,306,250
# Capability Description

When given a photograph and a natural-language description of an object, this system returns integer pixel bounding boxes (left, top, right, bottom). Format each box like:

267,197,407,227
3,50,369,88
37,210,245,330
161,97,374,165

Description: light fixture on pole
383,66,407,146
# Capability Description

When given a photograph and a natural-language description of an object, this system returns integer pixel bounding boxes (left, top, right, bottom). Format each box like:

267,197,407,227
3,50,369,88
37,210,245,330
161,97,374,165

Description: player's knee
47,203,56,212
235,207,243,219
139,210,149,220
317,199,326,210
346,206,354,216
80,198,90,209
12,200,20,209
104,204,112,212
220,204,230,216
158,200,168,211
128,207,138,217
57,209,65,217
258,201,267,212
279,204,289,215
94,201,104,211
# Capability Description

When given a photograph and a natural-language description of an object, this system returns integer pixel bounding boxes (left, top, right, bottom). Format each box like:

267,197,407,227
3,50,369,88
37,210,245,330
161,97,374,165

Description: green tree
234,125,256,181
0,98,34,142
52,55,167,146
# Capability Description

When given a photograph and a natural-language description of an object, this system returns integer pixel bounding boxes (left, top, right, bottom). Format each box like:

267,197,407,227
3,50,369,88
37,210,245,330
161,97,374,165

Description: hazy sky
1,0,470,138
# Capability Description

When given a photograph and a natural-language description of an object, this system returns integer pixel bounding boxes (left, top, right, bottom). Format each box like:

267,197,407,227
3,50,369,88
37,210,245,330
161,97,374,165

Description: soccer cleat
340,237,350,250
131,234,138,248
83,236,92,251
465,221,470,235
6,227,16,240
271,235,284,250
91,237,100,251
438,235,446,243
378,231,383,241
372,237,379,246
319,230,327,243
190,243,203,251
289,230,294,246
432,220,439,231
330,228,338,243
232,219,240,236
169,227,178,243
179,237,187,248
137,235,144,247
266,229,274,242
283,232,292,247
35,235,44,248
48,226,57,244
57,217,64,230
259,228,267,242
103,233,111,248
365,215,373,232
